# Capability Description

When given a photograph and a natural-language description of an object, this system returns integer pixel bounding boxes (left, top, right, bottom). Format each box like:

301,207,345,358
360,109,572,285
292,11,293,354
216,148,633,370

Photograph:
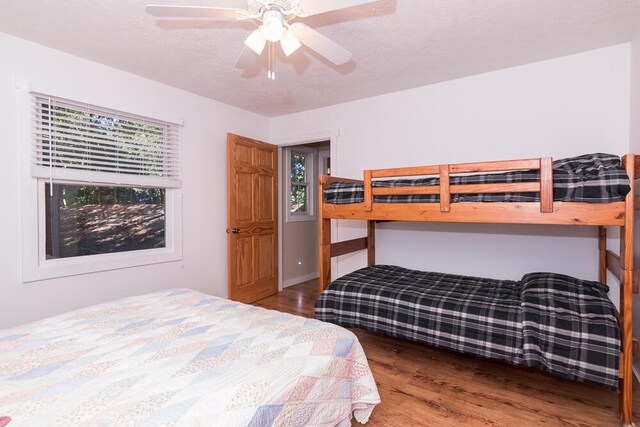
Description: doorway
280,140,330,288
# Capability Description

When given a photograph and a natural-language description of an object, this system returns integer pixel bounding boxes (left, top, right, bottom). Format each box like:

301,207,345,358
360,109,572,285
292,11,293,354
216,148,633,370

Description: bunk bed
315,153,638,426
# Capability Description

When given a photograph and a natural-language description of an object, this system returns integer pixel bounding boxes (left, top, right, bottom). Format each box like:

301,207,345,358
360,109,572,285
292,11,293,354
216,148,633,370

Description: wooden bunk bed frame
318,154,638,425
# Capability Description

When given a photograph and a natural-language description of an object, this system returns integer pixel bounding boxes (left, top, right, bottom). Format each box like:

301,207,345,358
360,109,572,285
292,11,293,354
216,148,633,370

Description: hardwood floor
255,279,640,427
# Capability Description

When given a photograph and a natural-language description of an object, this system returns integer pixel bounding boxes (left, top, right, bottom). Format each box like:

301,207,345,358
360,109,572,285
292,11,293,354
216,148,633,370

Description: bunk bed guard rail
362,157,554,213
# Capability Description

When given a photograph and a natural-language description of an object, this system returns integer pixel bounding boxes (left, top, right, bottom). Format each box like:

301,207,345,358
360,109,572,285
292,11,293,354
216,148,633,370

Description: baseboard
283,272,319,288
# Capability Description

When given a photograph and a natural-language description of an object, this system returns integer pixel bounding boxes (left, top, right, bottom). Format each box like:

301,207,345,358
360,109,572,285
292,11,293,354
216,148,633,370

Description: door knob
226,228,240,234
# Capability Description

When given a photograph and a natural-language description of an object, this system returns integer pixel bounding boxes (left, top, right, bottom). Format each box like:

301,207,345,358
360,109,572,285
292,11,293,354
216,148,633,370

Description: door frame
274,129,340,292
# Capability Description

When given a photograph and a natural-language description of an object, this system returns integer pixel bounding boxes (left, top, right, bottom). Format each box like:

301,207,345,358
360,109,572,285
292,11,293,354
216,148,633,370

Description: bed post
599,227,607,285
319,176,331,292
367,220,376,266
620,154,635,426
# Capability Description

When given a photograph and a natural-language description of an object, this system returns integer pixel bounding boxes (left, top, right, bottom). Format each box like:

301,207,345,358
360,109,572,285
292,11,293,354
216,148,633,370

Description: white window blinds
31,93,181,188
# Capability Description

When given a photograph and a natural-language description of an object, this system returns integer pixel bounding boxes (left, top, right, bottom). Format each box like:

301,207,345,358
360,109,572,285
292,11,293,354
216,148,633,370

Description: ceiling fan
146,0,377,79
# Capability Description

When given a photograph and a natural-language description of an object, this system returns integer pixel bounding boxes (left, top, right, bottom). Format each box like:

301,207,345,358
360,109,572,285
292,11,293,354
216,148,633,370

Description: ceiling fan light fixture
280,30,302,56
245,29,266,55
146,0,371,74
260,10,285,42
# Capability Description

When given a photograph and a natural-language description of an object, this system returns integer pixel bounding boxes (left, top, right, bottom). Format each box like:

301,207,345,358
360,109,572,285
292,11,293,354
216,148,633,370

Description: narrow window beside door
286,147,316,222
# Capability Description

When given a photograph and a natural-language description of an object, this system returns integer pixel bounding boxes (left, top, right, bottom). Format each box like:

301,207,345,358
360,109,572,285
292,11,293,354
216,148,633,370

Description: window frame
319,148,331,176
19,84,183,283
286,147,316,223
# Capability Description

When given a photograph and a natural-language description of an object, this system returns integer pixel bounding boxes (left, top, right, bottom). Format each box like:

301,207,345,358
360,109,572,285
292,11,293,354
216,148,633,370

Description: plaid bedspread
324,153,630,204
316,265,620,389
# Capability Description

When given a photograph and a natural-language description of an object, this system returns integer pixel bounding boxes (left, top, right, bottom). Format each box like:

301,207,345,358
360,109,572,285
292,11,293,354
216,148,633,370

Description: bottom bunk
315,265,620,390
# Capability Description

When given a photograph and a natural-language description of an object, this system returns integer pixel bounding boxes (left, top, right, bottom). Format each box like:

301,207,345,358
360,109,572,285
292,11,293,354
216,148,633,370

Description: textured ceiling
1,0,639,116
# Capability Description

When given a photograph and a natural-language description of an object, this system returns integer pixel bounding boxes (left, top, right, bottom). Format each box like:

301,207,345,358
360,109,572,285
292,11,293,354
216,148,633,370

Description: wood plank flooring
255,280,640,427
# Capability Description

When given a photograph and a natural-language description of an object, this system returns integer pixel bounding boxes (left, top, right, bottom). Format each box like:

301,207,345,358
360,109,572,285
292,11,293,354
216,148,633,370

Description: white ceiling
1,0,639,116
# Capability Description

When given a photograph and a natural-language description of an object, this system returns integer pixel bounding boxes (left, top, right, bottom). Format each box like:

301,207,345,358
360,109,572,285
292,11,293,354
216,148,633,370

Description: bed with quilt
323,153,631,204
0,289,380,426
315,265,620,389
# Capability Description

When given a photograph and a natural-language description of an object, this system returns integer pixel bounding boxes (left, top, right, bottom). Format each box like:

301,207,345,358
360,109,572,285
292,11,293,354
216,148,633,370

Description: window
286,147,316,222
22,92,182,282
45,184,166,259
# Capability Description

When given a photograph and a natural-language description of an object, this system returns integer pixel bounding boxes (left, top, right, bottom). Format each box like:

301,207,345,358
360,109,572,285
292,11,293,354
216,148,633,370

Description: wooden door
227,134,278,303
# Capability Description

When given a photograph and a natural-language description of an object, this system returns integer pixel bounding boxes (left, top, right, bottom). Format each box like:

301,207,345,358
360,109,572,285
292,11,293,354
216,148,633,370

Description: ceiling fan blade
291,23,352,65
297,0,377,17
145,4,245,20
235,45,258,69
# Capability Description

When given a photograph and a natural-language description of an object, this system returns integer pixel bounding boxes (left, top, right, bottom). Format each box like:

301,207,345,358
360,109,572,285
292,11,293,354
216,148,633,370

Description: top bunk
320,153,637,226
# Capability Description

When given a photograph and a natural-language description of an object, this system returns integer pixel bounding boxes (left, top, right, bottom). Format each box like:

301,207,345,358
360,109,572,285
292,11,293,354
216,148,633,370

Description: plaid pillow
520,272,620,390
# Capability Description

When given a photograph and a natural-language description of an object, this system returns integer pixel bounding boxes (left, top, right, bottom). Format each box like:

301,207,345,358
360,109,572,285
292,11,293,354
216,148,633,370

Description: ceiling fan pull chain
267,42,275,80
272,42,276,80
269,42,272,79
267,42,271,79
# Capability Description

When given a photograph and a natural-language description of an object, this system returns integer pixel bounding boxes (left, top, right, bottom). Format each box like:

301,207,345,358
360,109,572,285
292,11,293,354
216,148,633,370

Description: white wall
0,32,269,328
270,45,631,291
629,18,640,375
632,23,640,150
282,221,319,285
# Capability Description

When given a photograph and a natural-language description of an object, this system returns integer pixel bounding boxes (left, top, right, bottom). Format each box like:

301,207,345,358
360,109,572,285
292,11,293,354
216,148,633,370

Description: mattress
324,153,631,204
315,265,620,389
0,289,380,426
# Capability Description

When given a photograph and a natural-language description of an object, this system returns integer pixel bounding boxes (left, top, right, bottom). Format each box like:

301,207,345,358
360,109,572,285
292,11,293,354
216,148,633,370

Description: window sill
286,214,317,223
22,248,182,283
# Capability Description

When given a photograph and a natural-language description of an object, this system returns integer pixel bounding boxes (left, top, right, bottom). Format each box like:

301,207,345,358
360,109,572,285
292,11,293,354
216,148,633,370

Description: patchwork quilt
0,289,380,426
